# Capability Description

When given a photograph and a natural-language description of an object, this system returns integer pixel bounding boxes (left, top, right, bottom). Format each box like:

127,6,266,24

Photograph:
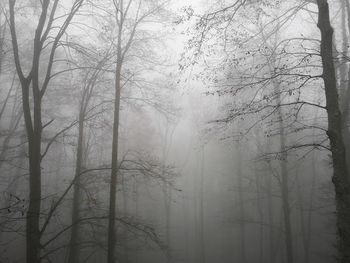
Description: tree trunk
162,126,172,262
269,51,293,263
67,110,85,263
254,161,263,263
266,160,276,263
236,143,247,263
107,57,122,263
121,173,129,262
317,1,350,262
278,105,293,263
296,168,308,263
198,146,205,263
21,74,42,263
297,122,317,263
133,181,139,263
27,118,42,263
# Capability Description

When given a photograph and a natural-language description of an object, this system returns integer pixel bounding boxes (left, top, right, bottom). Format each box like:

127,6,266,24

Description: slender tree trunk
67,56,106,263
107,53,122,263
265,31,293,261
296,168,307,263
297,124,317,263
161,126,172,262
317,1,350,262
107,2,126,260
198,146,205,263
193,153,199,262
304,155,316,263
67,110,85,263
236,143,246,263
182,196,190,262
122,173,129,262
277,107,293,263
163,185,172,261
182,160,190,263
133,181,139,263
254,162,263,263
268,52,293,263
266,160,276,263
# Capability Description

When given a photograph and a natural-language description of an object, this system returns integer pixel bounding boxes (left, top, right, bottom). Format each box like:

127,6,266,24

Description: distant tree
102,0,169,262
182,0,350,262
67,50,112,263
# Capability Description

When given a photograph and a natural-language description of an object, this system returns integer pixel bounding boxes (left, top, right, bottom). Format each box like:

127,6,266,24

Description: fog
0,0,348,263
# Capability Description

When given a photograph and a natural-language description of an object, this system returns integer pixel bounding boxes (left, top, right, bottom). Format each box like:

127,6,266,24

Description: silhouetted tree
8,1,84,261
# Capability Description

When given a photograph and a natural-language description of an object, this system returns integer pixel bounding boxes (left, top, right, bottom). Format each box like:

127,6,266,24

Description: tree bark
317,1,350,262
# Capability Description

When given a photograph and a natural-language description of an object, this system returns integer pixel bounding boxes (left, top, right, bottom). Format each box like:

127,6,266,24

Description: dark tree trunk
8,1,83,261
107,0,141,260
27,135,42,263
317,1,350,262
18,68,43,263
107,59,122,263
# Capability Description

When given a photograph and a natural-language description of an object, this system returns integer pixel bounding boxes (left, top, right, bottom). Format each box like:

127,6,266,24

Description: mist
0,0,348,263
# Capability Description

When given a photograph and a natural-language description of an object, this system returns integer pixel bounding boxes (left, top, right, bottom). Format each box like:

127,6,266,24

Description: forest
0,0,350,262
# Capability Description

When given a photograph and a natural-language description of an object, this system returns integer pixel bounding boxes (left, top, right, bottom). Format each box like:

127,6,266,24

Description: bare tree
105,1,168,261
8,1,84,261
67,52,111,263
